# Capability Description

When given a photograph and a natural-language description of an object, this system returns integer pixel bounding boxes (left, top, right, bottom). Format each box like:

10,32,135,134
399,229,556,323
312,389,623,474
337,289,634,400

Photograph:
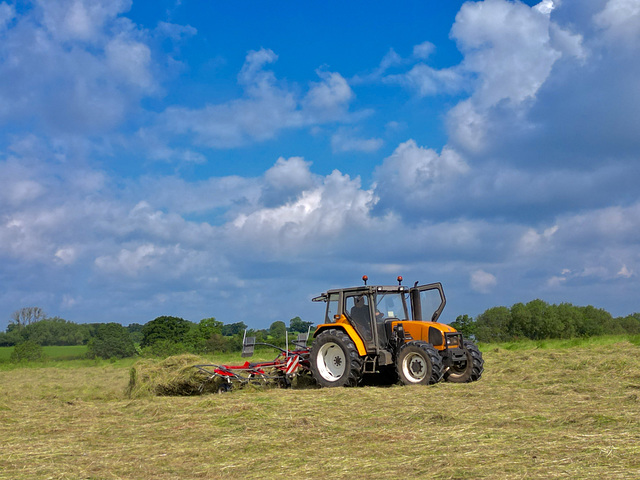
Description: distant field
0,345,88,363
0,337,639,479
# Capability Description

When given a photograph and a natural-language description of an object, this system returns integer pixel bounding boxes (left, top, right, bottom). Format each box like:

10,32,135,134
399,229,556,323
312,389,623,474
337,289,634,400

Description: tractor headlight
446,335,460,347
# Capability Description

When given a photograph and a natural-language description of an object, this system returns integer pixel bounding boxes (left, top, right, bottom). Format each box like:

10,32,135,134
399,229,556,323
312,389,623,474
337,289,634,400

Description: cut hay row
126,354,219,398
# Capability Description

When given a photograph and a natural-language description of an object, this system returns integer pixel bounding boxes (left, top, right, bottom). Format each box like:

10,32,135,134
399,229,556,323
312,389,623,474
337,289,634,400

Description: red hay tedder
193,331,312,393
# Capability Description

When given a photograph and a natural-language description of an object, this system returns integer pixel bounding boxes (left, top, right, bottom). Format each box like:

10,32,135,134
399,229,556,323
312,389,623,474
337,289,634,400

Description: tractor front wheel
443,340,484,383
396,341,443,385
310,329,363,387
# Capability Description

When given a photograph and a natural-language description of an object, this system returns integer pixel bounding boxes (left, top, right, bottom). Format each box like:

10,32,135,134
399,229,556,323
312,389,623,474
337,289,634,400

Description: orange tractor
309,276,484,387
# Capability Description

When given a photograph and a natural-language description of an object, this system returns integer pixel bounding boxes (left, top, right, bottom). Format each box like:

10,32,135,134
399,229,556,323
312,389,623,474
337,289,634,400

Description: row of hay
126,354,223,398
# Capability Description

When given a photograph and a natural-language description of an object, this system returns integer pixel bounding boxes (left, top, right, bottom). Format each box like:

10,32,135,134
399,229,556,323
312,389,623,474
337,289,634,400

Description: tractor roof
312,284,409,302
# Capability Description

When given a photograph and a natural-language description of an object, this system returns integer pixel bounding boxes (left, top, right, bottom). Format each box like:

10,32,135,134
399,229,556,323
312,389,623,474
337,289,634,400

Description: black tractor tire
443,340,484,383
396,341,443,385
310,329,363,387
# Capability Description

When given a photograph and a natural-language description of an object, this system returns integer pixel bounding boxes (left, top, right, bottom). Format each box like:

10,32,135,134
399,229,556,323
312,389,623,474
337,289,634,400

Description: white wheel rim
402,352,428,383
316,342,346,382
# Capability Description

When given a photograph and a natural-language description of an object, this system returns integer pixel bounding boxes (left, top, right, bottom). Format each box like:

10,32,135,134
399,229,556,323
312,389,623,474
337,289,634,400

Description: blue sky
1,0,639,331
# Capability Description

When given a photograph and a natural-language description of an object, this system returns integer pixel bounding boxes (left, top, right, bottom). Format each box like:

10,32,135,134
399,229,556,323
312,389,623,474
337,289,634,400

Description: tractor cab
312,276,452,356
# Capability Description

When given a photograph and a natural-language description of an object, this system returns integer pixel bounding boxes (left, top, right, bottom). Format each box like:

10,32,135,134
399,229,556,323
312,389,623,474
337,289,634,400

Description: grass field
0,345,89,364
1,338,639,479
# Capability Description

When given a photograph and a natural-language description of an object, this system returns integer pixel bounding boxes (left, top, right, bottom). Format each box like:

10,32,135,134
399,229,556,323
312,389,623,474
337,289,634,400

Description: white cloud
385,64,466,97
412,41,435,60
444,0,580,151
302,71,354,121
618,264,633,278
594,0,640,40
470,269,497,293
155,49,355,149
331,129,383,153
261,156,319,206
55,247,77,265
38,0,132,43
519,225,558,254
229,169,376,253
105,35,154,90
373,140,468,209
0,0,159,133
546,275,566,288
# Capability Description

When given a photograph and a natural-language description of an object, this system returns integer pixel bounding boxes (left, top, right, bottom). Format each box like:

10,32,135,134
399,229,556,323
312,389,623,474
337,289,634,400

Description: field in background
1,337,639,479
0,345,89,364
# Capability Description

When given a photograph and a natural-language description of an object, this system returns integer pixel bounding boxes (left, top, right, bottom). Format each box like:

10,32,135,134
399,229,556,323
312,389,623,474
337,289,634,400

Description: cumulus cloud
519,225,558,254
470,270,497,293
594,0,640,41
373,139,468,214
229,169,376,254
153,48,355,149
445,0,585,151
0,0,160,134
412,41,435,60
331,129,383,153
260,156,319,207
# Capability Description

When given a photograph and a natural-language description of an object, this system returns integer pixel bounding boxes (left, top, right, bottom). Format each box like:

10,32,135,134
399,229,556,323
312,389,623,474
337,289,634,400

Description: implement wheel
396,341,443,385
444,340,484,383
310,329,363,387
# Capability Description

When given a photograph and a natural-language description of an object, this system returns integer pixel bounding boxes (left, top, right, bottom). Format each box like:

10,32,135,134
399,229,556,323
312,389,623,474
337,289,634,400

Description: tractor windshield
375,292,409,320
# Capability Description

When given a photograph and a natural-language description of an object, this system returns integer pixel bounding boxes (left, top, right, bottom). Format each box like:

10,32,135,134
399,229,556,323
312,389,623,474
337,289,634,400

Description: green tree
509,303,533,339
221,322,247,336
87,323,137,359
198,317,223,338
475,306,512,342
450,314,476,338
126,323,144,344
21,318,90,346
288,317,313,334
615,314,640,334
10,340,45,362
576,306,609,337
141,316,192,348
0,328,24,346
206,333,231,353
184,318,224,353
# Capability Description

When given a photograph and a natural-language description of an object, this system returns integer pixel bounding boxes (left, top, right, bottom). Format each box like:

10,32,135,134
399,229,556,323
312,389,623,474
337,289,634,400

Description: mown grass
1,339,639,479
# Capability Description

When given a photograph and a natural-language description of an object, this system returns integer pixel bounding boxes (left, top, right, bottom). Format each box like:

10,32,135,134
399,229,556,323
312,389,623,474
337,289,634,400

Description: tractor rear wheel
444,340,484,383
396,341,443,385
310,329,363,387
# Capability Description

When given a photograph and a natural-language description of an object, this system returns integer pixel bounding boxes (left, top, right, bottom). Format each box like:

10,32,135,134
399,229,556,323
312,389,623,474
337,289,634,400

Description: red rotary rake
193,332,311,393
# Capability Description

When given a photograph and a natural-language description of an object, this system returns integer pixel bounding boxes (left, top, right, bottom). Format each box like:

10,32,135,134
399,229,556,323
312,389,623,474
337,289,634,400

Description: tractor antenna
397,276,403,286
362,275,368,285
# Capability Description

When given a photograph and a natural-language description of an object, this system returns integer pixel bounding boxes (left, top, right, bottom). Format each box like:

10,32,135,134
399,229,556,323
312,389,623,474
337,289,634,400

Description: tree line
1,307,314,360
4,299,639,361
451,299,640,342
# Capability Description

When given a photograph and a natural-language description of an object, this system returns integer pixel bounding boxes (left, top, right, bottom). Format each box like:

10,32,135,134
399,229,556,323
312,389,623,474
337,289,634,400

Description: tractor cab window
325,293,339,323
375,292,409,321
345,294,374,343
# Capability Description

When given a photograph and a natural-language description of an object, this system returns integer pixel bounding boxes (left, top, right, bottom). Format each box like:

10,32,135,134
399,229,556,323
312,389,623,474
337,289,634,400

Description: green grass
479,333,640,351
0,338,639,479
0,344,88,363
